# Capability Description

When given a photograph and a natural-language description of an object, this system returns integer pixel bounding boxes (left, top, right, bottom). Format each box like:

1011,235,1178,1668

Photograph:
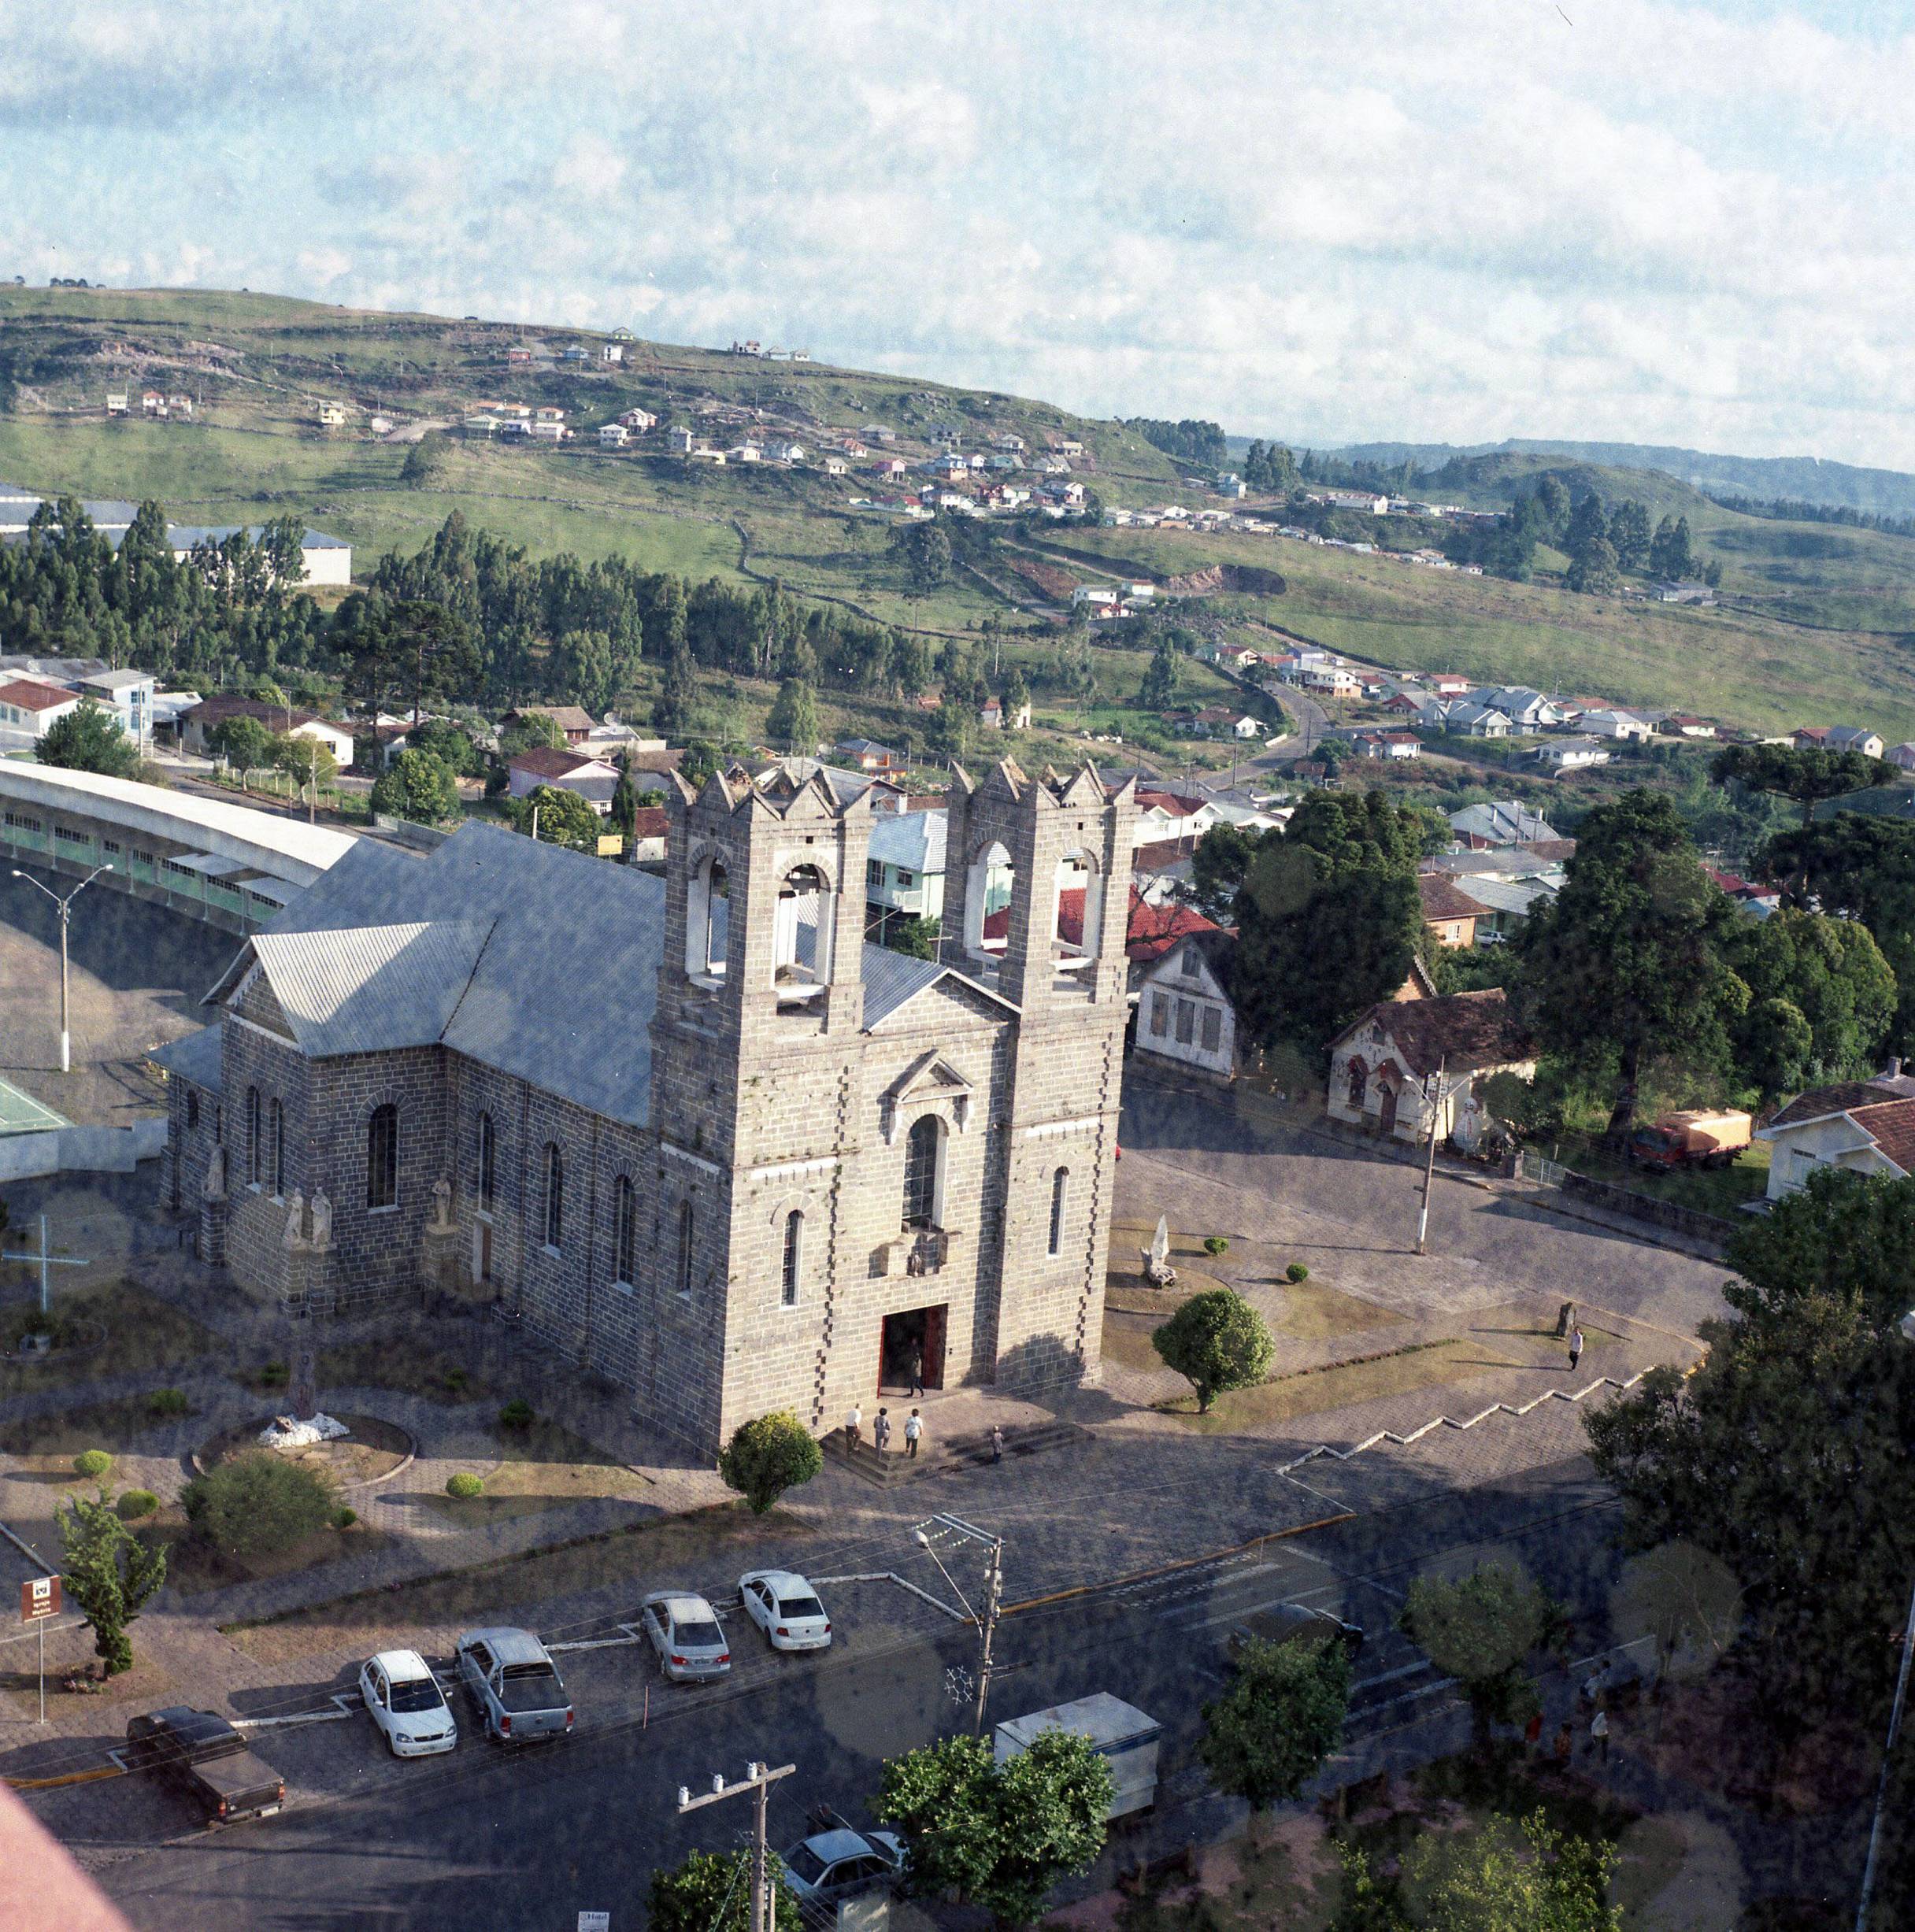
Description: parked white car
359,1650,457,1757
739,1570,833,1653
639,1591,732,1682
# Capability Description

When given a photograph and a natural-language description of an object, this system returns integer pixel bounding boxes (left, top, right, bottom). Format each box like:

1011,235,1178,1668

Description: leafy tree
928,693,972,763
889,915,942,960
37,697,141,778
369,747,461,824
1000,667,1029,720
206,713,280,786
1201,1634,1350,1809
609,764,639,838
1565,535,1619,595
1152,1289,1273,1412
181,1452,339,1558
1610,1541,1742,1697
274,733,339,824
647,1849,801,1932
1188,820,1265,923
1728,907,1895,1089
400,431,451,489
1738,996,1814,1102
1138,638,1180,711
1608,499,1652,572
1761,814,1915,1042
877,1730,1112,1930
891,520,953,595
1231,791,1435,1063
57,1489,168,1676
1121,418,1228,468
1530,475,1572,542
508,783,600,853
1478,1066,1570,1139
765,676,820,753
1563,491,1608,556
1399,1563,1553,1751
653,638,698,739
1516,790,1749,1134
718,1409,823,1514
498,710,567,759
1712,742,1894,826
1587,1169,1915,1723
1648,513,1698,580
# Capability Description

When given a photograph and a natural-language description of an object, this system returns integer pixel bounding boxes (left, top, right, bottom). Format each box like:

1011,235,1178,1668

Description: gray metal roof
860,946,949,1027
151,1024,224,1094
869,809,946,874
1450,875,1555,917
249,920,494,1057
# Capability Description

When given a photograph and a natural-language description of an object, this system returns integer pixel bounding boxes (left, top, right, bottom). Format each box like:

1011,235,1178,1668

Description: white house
767,441,806,464
1446,702,1513,738
317,402,348,427
529,420,569,442
0,674,83,739
1072,585,1119,611
1757,1062,1915,1200
620,407,659,431
1353,730,1421,761
1231,716,1262,739
728,443,763,464
1134,932,1239,1083
598,423,629,449
1303,664,1362,699
70,669,157,746
1327,990,1535,1145
1532,735,1612,772
824,457,849,476
1579,709,1655,742
1826,726,1886,759
667,427,696,453
601,342,625,365
106,391,129,416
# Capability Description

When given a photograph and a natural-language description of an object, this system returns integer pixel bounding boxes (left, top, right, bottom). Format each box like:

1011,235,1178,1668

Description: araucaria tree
877,1730,1112,1930
57,1490,169,1675
1201,1634,1351,1809
718,1410,823,1514
1516,790,1748,1134
1712,742,1893,826
1152,1289,1274,1412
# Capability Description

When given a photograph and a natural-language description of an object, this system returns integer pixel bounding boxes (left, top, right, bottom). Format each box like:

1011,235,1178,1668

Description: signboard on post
20,1575,61,1623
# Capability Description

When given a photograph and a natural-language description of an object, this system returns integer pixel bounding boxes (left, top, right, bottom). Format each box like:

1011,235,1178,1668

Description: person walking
1569,1325,1585,1373
844,1401,862,1449
904,1408,923,1459
1591,1707,1610,1764
906,1344,924,1398
873,1407,891,1456
990,1424,1004,1464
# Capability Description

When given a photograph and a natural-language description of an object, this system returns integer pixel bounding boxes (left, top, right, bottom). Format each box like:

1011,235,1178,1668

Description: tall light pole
914,1512,1006,1736
11,863,113,1074
676,1760,796,1932
1416,1057,1449,1256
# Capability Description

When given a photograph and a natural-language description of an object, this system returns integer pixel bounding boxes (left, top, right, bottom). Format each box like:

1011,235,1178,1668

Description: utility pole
11,862,113,1073
676,1760,797,1932
914,1512,1007,1736
1417,1057,1447,1256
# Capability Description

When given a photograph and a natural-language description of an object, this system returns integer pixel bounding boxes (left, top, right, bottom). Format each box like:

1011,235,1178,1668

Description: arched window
1346,1057,1369,1110
965,840,1015,960
1048,1168,1069,1257
676,1200,695,1297
269,1098,284,1196
367,1104,398,1208
1051,851,1102,971
781,1209,802,1306
614,1175,636,1286
773,863,832,1001
903,1114,943,1230
185,1090,199,1132
542,1142,564,1250
246,1088,261,1186
687,853,729,980
476,1112,496,1214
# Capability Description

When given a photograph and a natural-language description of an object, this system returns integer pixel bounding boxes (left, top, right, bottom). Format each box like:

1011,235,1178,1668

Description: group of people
844,1403,927,1457
1522,1656,1619,1768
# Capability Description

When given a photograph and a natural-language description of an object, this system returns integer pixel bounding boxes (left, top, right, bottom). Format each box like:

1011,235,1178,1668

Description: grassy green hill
4,285,1914,745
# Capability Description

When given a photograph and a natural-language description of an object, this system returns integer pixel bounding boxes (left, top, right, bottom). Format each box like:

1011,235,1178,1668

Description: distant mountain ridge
1268,437,1915,520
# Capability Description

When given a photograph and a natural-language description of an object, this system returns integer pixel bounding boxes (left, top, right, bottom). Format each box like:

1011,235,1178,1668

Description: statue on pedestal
309,1190,333,1253
282,1190,307,1250
1142,1215,1178,1290
202,1145,226,1203
429,1175,454,1234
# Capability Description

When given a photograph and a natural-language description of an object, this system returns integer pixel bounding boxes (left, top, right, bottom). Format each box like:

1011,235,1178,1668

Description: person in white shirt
844,1403,862,1449
904,1409,924,1459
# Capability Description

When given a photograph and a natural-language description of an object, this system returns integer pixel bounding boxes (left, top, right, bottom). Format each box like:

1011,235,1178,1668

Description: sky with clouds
6,2,1915,467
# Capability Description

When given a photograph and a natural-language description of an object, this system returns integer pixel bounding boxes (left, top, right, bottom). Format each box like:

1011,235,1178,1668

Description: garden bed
0,1281,217,1386
419,1414,650,1526
193,1412,414,1487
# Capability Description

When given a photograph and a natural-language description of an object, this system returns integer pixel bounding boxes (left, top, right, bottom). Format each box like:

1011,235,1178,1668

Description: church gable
865,969,1011,1035
878,1049,976,1144
228,959,297,1041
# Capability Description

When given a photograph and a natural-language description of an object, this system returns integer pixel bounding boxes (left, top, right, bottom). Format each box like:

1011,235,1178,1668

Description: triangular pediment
867,968,1017,1032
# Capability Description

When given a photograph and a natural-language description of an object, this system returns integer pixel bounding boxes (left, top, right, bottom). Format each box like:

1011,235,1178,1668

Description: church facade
156,760,1138,1453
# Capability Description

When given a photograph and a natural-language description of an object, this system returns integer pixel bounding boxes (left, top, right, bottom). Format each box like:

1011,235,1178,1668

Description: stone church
156,759,1138,1453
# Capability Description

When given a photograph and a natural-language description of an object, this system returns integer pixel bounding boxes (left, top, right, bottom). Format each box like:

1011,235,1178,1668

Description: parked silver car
639,1591,732,1682
778,1827,906,1906
454,1628,572,1745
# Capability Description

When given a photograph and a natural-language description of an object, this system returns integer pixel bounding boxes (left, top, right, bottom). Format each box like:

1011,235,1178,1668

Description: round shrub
181,1452,339,1557
1286,1263,1309,1283
73,1449,113,1479
446,1472,486,1499
442,1367,469,1393
146,1388,191,1419
258,1360,290,1390
1203,1237,1229,1257
332,1505,358,1529
116,1489,160,1521
497,1399,535,1432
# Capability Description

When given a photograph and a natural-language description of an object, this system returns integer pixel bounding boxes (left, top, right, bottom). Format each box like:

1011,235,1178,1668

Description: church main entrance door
880,1305,946,1395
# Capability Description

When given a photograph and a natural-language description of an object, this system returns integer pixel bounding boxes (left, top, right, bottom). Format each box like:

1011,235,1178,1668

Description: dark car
1225,1603,1365,1669
124,1708,285,1824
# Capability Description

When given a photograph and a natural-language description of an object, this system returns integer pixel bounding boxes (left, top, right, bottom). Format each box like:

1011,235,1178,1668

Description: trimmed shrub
1203,1237,1229,1257
115,1490,160,1521
181,1452,339,1556
442,1367,470,1393
498,1399,535,1431
258,1360,291,1390
719,1410,824,1514
446,1472,486,1499
146,1388,191,1419
1286,1263,1309,1283
73,1449,113,1479
332,1505,358,1529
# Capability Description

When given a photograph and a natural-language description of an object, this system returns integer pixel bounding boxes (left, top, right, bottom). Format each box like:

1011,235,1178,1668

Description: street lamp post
11,863,113,1074
913,1512,1006,1736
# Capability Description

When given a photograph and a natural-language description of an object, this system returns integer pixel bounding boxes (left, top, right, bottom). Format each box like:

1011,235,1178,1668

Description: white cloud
2,2,1915,463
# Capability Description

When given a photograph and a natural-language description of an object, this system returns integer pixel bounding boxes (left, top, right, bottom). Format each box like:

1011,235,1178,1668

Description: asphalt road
90,1455,1624,1932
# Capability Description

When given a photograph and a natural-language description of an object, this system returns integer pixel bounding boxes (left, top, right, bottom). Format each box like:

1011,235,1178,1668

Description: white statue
202,1145,226,1202
282,1190,306,1249
309,1190,333,1251
429,1175,454,1233
1143,1214,1178,1289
